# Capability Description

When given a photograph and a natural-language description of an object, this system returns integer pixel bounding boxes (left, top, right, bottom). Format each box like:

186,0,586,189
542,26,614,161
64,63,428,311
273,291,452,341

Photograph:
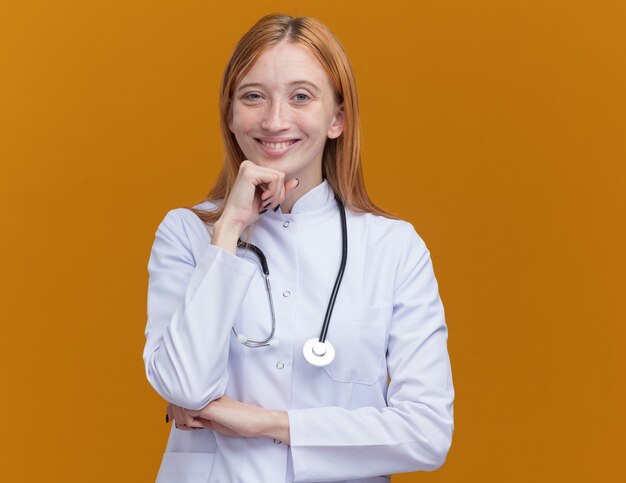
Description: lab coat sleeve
143,208,256,409
288,223,454,482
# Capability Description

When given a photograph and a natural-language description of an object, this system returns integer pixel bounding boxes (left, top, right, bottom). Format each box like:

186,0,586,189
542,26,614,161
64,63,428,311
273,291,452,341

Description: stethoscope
232,195,347,367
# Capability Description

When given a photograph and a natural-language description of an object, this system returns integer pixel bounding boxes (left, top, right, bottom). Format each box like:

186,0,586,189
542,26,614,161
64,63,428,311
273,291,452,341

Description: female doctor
143,14,454,483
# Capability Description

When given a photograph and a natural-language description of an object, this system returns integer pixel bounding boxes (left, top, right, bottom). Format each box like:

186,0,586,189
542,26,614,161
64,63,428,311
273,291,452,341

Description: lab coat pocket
156,452,215,483
323,305,390,385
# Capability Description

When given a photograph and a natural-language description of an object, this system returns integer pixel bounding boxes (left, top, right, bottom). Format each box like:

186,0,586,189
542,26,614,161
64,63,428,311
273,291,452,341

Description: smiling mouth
256,139,299,150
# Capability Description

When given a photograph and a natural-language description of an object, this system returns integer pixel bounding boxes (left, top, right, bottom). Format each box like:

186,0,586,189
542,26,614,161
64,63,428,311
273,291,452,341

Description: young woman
144,14,454,483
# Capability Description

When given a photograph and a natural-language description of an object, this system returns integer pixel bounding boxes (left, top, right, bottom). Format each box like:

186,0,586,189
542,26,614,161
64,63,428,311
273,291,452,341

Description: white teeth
261,140,294,150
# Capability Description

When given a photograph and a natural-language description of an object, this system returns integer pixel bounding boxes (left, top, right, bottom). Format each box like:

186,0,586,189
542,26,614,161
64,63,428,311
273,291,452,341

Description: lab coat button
282,291,290,297
282,221,290,228
276,361,285,369
273,439,282,444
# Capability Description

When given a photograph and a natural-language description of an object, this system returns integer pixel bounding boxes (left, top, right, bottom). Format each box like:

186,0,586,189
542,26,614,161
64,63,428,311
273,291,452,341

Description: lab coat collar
289,179,335,214
264,179,338,226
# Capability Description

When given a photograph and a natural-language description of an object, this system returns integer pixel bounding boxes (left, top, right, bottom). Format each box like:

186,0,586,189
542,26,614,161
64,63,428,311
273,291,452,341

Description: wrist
259,410,290,445
212,217,244,254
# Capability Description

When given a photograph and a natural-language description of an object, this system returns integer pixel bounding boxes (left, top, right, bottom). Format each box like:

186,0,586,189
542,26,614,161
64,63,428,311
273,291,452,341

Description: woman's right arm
143,208,258,410
143,162,299,410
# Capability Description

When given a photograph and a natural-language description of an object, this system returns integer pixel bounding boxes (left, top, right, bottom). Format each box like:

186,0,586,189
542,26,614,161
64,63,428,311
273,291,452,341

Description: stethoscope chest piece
303,337,336,367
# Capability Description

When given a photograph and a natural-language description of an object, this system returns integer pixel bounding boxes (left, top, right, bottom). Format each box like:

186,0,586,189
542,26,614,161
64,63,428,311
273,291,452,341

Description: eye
292,92,310,103
241,92,263,103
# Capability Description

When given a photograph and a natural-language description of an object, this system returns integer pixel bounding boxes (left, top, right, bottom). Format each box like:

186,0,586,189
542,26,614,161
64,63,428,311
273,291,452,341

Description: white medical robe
143,180,454,482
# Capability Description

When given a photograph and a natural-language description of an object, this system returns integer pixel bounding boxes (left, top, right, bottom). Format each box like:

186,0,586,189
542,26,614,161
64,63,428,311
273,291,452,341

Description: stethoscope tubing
319,196,347,343
232,195,347,351
233,242,276,347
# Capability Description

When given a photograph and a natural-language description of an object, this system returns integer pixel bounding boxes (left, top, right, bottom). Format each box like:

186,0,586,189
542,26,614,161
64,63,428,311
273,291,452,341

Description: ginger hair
189,14,392,223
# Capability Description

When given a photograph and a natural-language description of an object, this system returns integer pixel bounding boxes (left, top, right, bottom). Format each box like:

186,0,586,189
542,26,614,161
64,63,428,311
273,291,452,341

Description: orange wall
1,0,624,481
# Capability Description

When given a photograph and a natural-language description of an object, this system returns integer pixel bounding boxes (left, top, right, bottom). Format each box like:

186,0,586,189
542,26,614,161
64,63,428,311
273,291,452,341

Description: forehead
238,41,331,89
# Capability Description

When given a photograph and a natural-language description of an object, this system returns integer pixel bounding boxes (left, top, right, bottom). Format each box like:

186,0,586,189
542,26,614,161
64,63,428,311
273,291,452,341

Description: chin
255,156,298,174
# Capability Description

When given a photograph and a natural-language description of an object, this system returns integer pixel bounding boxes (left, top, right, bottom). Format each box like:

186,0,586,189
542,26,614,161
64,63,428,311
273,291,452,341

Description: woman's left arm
286,225,454,481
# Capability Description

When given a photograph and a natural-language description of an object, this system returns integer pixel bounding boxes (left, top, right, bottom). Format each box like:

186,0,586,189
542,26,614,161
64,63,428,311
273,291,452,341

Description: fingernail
259,209,268,214
262,201,272,209
166,414,169,423
295,178,300,186
273,204,280,212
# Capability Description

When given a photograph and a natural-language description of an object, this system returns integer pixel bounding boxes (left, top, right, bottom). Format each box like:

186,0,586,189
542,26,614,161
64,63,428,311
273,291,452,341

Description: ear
327,105,345,139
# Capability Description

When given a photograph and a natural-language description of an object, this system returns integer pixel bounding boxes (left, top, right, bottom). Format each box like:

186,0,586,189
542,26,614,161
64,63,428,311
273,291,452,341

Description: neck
281,172,324,214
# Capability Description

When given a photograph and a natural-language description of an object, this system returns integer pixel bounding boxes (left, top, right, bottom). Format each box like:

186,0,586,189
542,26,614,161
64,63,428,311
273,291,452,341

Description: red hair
190,14,392,223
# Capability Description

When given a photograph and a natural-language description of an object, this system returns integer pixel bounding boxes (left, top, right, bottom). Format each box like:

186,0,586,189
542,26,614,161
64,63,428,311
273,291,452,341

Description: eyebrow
237,80,321,92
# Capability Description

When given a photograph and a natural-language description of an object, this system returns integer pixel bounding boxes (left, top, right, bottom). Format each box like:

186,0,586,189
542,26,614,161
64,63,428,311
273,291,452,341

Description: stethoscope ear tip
236,333,280,348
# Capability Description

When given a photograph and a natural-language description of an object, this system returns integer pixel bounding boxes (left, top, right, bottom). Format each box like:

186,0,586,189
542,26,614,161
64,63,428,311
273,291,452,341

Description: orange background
1,0,624,481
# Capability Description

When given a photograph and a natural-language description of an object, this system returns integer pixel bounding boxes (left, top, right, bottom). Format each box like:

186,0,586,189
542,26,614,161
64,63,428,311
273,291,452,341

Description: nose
260,100,289,132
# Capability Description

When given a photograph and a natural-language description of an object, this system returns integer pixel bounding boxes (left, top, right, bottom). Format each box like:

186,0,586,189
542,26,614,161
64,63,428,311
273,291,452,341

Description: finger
237,162,271,206
268,177,298,213
172,405,204,430
185,409,201,418
172,405,193,427
260,172,285,213
240,162,276,197
172,407,192,432
259,196,274,213
181,409,205,429
166,403,173,424
234,161,289,216
284,177,300,196
270,172,286,203
240,164,278,210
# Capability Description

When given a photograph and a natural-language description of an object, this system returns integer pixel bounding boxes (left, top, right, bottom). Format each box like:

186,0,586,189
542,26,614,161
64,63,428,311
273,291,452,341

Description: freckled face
229,41,344,186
